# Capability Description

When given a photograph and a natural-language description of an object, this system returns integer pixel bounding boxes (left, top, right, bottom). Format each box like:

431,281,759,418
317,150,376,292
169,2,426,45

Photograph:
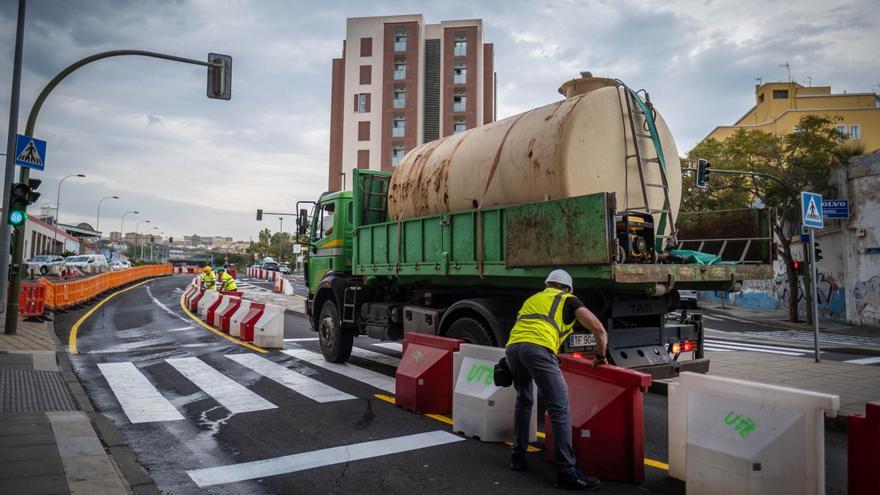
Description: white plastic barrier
452,343,537,443
183,285,199,306
229,300,253,338
197,291,221,320
668,372,839,495
253,304,284,348
212,295,238,328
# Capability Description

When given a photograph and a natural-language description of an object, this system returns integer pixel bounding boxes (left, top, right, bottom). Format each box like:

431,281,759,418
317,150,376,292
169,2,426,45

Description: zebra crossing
97,342,405,425
235,278,273,292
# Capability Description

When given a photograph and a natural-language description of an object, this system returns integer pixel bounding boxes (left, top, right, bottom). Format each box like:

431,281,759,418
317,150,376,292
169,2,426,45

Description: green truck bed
352,170,772,291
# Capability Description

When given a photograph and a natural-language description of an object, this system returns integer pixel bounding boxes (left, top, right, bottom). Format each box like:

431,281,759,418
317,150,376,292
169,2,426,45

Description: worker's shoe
555,467,601,491
509,453,528,471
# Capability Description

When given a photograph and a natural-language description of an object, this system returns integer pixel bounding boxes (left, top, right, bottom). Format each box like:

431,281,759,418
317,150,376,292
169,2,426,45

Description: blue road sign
822,199,849,218
14,134,46,171
801,191,823,229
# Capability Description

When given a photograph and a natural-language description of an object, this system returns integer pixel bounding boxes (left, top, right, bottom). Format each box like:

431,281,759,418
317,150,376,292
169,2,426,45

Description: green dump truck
297,78,773,378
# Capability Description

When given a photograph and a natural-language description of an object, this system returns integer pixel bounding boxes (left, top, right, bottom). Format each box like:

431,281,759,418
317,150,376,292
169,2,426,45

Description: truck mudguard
439,298,519,346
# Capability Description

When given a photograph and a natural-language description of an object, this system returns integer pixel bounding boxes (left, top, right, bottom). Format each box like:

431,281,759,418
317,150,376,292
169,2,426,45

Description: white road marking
166,357,277,414
282,349,395,393
283,338,320,342
372,342,403,352
97,362,184,423
186,430,464,487
701,315,723,321
225,353,355,403
704,338,812,353
701,347,733,352
351,347,401,367
701,342,804,356
843,356,880,365
146,285,190,323
168,325,196,332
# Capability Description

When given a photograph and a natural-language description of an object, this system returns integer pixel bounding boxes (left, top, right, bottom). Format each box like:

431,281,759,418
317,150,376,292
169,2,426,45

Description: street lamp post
120,210,138,250
279,217,284,234
135,220,150,261
96,195,119,233
52,173,86,254
143,226,158,260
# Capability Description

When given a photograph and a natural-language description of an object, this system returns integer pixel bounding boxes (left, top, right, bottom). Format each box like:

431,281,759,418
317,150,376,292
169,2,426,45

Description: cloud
0,0,876,240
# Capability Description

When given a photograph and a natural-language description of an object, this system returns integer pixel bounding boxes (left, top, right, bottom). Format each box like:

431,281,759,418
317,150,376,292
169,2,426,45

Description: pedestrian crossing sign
801,191,823,229
14,134,46,171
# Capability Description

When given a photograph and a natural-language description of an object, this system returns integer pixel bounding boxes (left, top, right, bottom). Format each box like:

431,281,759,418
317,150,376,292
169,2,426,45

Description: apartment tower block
328,15,495,191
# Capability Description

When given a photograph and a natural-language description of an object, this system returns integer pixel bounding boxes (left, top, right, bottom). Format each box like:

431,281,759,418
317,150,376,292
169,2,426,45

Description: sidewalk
699,300,878,337
0,315,158,494
238,286,307,316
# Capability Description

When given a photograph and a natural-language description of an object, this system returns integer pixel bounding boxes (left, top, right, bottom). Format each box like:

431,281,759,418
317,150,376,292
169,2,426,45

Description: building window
360,37,372,57
453,33,467,56
394,57,406,80
359,65,371,85
394,27,407,52
850,124,861,139
453,89,467,112
836,124,847,137
453,117,467,134
358,121,370,141
392,144,405,167
392,114,405,137
354,93,371,113
453,62,467,84
393,87,406,109
772,89,789,99
357,150,369,169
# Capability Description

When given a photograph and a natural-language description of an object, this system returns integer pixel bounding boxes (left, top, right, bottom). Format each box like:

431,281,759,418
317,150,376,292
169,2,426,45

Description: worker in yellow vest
505,269,608,490
216,266,238,292
201,266,217,291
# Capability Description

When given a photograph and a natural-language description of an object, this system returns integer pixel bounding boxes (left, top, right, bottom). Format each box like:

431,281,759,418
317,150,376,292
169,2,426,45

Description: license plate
568,333,595,347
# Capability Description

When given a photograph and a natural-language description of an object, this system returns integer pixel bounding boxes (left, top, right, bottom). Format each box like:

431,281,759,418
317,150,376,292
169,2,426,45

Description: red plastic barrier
228,269,237,278
205,295,226,325
395,333,464,414
18,282,46,317
849,402,880,495
544,355,651,482
239,303,265,341
218,297,243,333
188,289,206,312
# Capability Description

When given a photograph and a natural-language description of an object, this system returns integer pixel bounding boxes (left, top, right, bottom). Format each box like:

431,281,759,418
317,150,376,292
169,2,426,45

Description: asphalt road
51,275,848,494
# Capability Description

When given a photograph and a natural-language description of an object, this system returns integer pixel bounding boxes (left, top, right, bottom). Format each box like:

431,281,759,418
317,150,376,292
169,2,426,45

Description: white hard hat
545,269,573,290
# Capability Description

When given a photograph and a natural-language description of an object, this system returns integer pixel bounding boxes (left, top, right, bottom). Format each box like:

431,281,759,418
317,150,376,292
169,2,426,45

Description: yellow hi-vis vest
220,272,237,292
506,287,575,354
202,272,216,291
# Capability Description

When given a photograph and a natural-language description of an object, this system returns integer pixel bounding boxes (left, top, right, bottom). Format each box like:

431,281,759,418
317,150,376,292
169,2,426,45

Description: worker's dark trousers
505,342,576,470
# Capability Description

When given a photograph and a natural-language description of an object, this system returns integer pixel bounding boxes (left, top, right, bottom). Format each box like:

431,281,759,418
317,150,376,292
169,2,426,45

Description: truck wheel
40,266,49,275
446,317,495,346
318,301,353,363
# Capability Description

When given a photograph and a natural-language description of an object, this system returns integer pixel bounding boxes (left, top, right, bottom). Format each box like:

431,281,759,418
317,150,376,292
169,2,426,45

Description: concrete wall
699,151,880,328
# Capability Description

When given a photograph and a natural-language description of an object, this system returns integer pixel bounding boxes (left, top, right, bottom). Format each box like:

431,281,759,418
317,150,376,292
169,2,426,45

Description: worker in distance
216,266,238,292
504,269,608,490
201,265,217,291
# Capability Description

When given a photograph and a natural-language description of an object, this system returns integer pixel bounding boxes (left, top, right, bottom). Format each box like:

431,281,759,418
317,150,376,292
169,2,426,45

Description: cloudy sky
0,0,876,241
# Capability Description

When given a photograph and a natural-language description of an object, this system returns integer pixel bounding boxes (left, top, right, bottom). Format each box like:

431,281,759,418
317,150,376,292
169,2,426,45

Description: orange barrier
18,282,47,316
38,265,172,310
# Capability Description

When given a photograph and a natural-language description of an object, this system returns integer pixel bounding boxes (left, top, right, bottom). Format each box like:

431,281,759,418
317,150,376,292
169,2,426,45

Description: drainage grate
0,369,77,412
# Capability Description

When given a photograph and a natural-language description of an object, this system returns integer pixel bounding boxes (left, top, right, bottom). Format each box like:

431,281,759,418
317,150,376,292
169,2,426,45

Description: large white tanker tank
387,75,682,240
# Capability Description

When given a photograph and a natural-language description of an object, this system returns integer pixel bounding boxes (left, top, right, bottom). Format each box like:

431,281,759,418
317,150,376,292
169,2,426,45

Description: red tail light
670,340,696,354
570,352,584,359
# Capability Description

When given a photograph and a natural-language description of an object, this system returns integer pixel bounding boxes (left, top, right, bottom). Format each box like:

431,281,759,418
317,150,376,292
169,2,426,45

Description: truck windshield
315,203,335,240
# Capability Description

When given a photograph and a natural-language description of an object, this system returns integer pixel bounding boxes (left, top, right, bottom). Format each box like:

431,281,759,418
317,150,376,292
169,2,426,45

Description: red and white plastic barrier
253,304,284,348
229,300,253,338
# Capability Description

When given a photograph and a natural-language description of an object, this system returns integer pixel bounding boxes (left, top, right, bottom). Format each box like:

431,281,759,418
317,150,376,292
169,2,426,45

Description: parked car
25,255,66,275
110,260,132,271
262,261,280,271
65,254,109,270
678,289,698,309
279,262,292,274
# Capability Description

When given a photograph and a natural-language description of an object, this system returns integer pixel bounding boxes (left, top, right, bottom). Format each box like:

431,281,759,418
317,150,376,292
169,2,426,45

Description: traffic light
256,209,263,221
814,242,823,262
7,179,42,226
695,158,711,190
206,53,232,100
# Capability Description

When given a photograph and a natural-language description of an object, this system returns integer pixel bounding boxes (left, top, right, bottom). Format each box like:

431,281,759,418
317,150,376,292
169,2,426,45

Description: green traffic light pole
5,50,227,335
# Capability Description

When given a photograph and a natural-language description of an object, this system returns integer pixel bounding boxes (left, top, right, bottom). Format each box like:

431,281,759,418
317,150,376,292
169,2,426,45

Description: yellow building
703,81,880,152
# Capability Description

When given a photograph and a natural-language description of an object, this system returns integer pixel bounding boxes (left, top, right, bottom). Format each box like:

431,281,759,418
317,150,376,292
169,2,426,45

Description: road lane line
166,357,277,414
351,347,401,367
704,338,812,353
283,338,319,342
69,278,163,354
372,393,670,472
701,342,804,356
226,353,355,403
372,342,403,352
282,349,395,393
178,293,268,354
701,346,734,352
186,430,464,487
843,356,880,365
147,285,190,323
97,362,183,423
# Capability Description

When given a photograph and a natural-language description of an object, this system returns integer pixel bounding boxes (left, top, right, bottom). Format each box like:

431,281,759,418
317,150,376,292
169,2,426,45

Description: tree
683,115,849,322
